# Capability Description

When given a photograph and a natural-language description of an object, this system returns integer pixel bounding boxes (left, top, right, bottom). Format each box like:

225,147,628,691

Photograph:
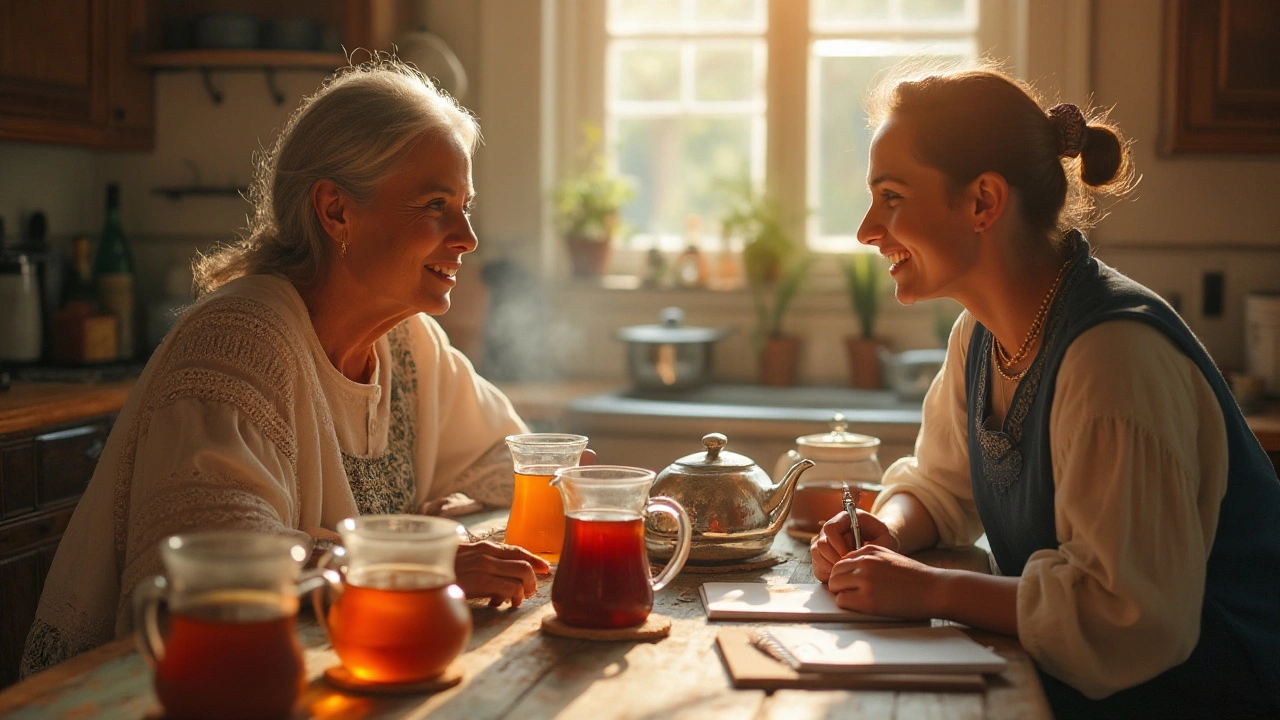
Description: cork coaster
322,665,463,695
540,612,672,641
654,551,789,574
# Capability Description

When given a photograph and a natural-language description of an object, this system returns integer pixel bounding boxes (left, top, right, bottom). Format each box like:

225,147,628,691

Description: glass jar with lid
773,414,884,541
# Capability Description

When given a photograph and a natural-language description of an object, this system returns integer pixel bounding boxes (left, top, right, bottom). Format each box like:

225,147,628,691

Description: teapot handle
646,495,691,592
306,546,347,640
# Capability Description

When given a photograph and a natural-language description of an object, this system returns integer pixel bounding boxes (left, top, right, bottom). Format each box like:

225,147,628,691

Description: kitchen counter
0,380,135,435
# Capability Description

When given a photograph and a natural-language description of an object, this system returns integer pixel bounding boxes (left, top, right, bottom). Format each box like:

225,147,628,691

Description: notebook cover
767,625,1010,675
714,628,986,692
700,582,907,623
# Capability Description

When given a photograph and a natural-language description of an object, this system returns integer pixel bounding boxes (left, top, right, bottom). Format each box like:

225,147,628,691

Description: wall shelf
139,49,347,71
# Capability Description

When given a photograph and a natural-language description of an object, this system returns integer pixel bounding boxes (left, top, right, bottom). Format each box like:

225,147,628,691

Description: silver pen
842,482,862,551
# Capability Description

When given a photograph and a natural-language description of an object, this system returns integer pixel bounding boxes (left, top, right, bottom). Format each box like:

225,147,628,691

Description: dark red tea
328,565,472,683
551,511,653,628
154,591,303,720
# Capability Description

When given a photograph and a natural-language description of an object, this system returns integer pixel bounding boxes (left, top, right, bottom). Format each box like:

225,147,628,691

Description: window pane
610,0,683,32
809,39,974,253
694,0,766,27
902,0,968,22
694,42,762,102
615,116,756,247
614,43,682,102
813,0,891,25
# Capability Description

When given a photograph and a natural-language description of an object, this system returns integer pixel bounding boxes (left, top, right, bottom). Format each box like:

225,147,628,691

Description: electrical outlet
1203,272,1225,318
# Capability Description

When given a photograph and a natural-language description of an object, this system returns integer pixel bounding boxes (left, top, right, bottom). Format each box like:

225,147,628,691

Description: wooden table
0,517,1051,720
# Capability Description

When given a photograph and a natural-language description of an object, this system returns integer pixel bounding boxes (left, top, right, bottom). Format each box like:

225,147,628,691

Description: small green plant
552,123,634,241
718,178,814,351
841,252,883,339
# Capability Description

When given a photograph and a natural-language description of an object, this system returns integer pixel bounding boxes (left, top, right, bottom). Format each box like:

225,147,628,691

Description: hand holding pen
842,482,862,551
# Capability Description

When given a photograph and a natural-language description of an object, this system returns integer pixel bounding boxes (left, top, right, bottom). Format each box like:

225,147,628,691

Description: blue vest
966,234,1280,715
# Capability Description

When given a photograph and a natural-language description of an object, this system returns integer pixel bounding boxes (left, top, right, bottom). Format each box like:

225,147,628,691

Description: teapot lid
616,306,730,345
673,433,755,469
796,414,880,462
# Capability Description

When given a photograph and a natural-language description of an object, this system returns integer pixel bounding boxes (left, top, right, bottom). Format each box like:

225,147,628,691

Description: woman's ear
311,179,348,242
969,171,1008,232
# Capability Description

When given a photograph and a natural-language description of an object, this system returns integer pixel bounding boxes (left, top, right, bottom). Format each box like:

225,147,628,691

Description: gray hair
194,55,480,297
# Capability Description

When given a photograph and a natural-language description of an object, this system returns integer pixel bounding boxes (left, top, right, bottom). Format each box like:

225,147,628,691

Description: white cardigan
875,311,1229,699
21,274,525,676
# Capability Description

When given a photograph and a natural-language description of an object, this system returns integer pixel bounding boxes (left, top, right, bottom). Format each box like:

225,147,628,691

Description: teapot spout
762,458,815,534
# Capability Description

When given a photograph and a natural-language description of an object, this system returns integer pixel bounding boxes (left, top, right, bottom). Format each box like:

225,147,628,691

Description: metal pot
617,307,730,390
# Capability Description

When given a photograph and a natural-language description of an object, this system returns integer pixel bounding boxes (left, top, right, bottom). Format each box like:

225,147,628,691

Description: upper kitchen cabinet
0,0,153,150
1162,0,1280,154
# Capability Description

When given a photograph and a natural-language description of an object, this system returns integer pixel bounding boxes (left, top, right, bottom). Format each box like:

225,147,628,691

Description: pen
842,482,862,551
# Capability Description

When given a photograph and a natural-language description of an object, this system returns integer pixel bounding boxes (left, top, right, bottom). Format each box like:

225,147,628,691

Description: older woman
811,63,1280,717
23,58,548,676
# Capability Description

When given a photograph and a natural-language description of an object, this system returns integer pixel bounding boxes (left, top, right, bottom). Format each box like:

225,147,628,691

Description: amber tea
552,512,653,628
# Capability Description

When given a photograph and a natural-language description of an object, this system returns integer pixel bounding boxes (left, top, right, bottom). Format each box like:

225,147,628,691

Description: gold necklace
992,259,1072,381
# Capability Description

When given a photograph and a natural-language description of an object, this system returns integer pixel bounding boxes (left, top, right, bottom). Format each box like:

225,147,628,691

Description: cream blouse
873,311,1229,699
22,274,526,676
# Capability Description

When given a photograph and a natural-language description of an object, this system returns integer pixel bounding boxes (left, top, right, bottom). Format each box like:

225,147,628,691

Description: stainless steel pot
617,307,730,390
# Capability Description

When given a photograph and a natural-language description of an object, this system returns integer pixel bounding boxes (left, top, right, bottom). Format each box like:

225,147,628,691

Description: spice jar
774,414,884,540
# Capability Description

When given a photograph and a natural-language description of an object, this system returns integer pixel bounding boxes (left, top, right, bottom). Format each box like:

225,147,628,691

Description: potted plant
722,179,815,386
841,251,886,389
553,123,634,277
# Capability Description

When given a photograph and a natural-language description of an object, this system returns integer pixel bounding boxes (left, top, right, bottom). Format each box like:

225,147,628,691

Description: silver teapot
646,433,814,563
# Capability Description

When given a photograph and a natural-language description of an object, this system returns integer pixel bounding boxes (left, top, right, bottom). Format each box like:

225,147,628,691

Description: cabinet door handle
85,438,106,462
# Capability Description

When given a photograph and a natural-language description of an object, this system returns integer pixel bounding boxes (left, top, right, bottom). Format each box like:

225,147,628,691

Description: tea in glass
789,482,882,535
550,465,691,629
328,564,470,683
504,434,588,562
133,531,310,720
315,515,472,685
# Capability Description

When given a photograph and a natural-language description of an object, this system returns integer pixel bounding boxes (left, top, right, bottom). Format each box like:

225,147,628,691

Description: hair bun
1047,103,1087,158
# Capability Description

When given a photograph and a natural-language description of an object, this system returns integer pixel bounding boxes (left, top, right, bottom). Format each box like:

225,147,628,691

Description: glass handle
131,576,167,668
308,546,346,639
646,496,691,592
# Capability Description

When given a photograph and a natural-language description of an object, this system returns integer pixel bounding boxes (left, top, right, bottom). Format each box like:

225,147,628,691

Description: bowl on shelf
262,17,323,51
191,13,260,50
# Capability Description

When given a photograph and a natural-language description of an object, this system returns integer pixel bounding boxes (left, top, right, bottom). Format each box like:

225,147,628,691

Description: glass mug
133,530,316,720
550,466,692,629
504,433,589,563
313,515,472,684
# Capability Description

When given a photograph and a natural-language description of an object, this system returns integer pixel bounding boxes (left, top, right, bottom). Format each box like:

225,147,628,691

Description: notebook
754,625,1009,675
714,627,987,692
699,582,909,623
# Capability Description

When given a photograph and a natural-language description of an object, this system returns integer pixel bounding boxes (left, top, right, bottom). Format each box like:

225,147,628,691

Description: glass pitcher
132,530,316,720
313,515,472,684
550,465,692,629
504,433,589,562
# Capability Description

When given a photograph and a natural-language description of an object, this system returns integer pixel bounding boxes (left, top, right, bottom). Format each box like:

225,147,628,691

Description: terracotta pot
759,335,803,387
845,336,886,389
566,235,611,277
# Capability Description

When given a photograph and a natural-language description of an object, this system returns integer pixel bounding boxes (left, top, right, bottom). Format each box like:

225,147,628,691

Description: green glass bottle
94,183,135,360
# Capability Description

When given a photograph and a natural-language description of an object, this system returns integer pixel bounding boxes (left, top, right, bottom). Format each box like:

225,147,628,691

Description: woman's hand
827,544,947,620
810,509,900,583
454,541,550,608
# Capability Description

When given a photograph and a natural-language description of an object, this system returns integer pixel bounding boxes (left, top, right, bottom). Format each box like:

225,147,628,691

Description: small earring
340,240,348,258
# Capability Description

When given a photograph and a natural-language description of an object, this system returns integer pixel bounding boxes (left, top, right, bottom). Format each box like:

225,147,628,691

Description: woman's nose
856,210,884,247
453,216,479,254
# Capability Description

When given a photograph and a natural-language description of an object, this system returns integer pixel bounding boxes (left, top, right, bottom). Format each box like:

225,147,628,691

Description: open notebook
700,582,909,623
754,625,1009,675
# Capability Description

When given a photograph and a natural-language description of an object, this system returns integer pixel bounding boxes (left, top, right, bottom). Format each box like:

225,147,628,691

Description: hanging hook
264,68,285,106
200,69,224,105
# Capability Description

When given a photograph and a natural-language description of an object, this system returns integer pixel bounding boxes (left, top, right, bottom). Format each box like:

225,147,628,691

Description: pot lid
673,432,755,469
796,414,880,461
617,306,730,344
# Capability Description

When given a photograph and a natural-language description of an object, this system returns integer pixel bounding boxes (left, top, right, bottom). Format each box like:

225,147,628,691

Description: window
593,0,980,254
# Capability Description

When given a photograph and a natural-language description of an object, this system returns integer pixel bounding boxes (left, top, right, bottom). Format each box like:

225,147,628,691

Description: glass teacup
504,433,589,562
132,530,314,720
314,515,472,684
550,465,692,628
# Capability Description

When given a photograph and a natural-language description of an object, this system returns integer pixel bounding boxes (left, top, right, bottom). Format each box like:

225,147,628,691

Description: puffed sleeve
1018,320,1229,698
871,312,985,547
406,314,529,507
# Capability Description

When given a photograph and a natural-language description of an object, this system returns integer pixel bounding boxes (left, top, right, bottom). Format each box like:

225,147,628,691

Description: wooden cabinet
0,0,154,150
1162,0,1280,153
0,413,115,689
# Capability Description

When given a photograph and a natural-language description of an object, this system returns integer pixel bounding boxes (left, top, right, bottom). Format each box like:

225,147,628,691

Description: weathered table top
0,517,1051,720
